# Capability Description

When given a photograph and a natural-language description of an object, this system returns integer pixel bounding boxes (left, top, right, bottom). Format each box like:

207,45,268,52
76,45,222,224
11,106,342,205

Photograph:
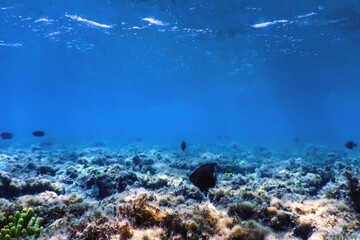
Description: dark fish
345,141,357,149
181,141,186,151
294,137,300,143
32,131,45,137
1,132,13,140
189,163,217,195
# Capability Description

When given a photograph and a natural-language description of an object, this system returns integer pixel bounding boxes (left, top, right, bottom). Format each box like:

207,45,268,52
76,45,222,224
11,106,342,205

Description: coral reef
0,143,359,239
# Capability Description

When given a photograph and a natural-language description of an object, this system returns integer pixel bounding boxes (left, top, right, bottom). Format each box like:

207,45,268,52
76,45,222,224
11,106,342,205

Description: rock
174,186,203,202
143,177,168,190
38,166,57,176
293,223,315,240
27,162,36,170
144,159,155,165
65,166,78,179
79,169,139,199
0,172,59,198
301,173,322,195
132,155,141,165
344,172,360,212
91,157,105,166
228,201,254,220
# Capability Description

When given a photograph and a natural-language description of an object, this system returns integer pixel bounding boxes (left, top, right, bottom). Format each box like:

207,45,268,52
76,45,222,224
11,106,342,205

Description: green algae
0,208,44,239
224,172,234,178
286,180,296,185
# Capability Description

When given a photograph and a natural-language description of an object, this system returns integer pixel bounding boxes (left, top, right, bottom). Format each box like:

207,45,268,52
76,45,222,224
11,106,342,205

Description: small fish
294,137,300,143
1,132,13,140
189,163,217,195
345,141,357,149
181,141,186,151
32,131,45,137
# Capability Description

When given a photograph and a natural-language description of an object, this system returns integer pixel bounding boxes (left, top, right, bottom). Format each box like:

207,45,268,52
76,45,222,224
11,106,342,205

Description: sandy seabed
0,141,359,240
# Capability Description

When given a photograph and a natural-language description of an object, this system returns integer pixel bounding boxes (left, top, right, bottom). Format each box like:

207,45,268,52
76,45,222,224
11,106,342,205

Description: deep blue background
1,0,360,145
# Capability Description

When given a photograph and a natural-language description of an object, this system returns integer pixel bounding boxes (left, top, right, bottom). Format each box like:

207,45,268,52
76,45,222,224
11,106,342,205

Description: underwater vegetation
0,143,359,239
0,208,43,240
344,171,360,212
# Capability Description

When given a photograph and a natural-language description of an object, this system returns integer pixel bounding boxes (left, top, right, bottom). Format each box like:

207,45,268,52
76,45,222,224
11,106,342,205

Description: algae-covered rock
228,201,255,220
0,172,60,199
344,171,360,212
226,221,270,240
78,167,139,199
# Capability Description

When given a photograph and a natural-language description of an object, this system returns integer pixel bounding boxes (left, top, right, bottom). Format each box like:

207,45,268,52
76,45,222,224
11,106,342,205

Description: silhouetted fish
1,132,13,140
189,163,217,195
32,131,45,137
181,141,186,151
345,141,357,149
294,137,300,143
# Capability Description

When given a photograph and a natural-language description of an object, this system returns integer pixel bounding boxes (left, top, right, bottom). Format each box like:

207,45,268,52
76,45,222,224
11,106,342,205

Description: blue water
1,0,360,145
